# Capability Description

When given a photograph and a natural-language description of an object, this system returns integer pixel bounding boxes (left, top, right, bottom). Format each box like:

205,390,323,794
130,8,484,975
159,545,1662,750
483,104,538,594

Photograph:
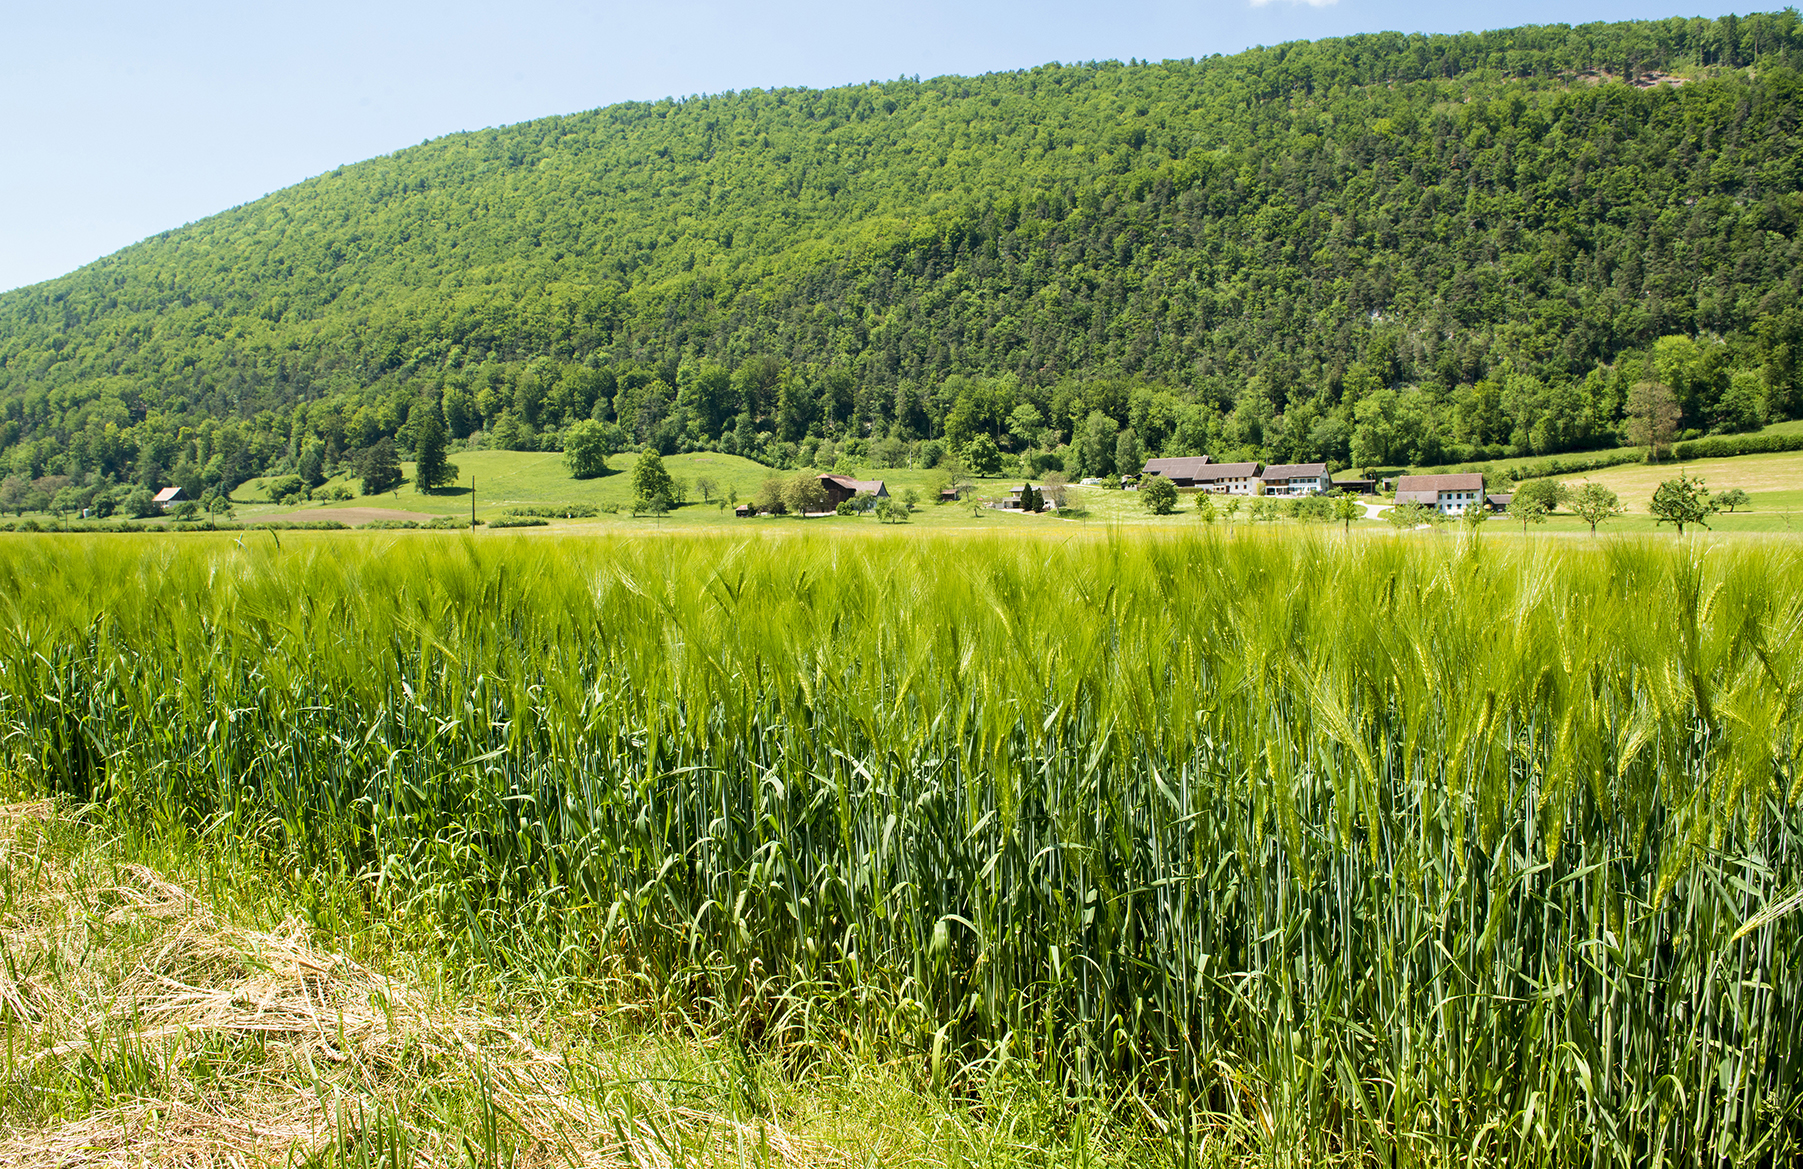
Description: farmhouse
1140,456,1213,487
1259,463,1332,496
1002,484,1056,511
1394,473,1487,514
1193,462,1263,494
818,474,889,508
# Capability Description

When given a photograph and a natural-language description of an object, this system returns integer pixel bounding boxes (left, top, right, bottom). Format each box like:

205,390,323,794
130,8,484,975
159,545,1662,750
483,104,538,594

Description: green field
1,530,1800,1165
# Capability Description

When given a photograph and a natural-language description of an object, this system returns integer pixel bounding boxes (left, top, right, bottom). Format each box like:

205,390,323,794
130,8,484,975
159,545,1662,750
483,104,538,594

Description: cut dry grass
0,800,844,1169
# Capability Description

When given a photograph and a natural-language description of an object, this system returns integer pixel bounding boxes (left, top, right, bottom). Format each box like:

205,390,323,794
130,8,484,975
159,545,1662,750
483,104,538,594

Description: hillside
2,12,1802,507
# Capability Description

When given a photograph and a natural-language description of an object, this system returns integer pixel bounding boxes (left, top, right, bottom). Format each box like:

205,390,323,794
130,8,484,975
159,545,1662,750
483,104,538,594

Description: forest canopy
2,12,1801,499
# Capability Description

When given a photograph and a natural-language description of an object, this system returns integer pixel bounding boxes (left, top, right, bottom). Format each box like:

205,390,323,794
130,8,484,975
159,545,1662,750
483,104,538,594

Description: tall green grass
2,529,1800,1164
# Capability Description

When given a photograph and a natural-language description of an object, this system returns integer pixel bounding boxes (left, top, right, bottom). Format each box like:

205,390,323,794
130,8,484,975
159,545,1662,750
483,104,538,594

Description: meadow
1,529,1801,1166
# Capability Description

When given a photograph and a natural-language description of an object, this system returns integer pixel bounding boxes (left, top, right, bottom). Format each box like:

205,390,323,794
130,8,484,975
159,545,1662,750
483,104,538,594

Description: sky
0,0,1708,293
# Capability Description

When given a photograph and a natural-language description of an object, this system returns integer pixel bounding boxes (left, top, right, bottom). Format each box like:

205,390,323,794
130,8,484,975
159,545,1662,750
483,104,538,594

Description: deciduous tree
1569,480,1624,534
631,450,676,514
1650,472,1717,535
1140,474,1177,515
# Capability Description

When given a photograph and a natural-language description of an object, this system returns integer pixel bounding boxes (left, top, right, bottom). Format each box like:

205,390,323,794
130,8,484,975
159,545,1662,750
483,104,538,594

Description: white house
1193,462,1264,495
1394,473,1487,514
1259,463,1333,496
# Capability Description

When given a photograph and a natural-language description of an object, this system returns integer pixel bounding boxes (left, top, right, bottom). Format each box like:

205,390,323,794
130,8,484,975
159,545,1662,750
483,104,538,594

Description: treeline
1,12,1801,494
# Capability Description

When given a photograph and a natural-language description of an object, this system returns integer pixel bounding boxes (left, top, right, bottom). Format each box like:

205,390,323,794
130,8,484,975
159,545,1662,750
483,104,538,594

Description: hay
0,803,835,1168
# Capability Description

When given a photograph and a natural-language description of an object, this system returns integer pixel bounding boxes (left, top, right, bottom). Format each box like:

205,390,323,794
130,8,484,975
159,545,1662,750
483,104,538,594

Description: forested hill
3,13,1803,500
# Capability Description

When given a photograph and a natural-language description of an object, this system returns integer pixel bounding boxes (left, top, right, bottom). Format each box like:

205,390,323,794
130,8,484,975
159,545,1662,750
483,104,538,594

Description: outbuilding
818,475,889,509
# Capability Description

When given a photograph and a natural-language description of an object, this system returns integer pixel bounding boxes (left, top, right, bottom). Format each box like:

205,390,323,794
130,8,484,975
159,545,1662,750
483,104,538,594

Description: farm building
818,475,889,509
1140,456,1213,487
1260,463,1332,495
153,487,185,510
1487,493,1514,512
1394,473,1487,514
1193,462,1264,495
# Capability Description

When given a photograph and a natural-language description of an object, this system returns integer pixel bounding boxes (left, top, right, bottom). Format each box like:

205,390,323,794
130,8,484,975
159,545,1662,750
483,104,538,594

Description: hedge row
1673,432,1803,461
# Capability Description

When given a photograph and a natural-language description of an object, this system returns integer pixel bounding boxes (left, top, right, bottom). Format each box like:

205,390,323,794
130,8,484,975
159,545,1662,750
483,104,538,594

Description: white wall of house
1265,476,1331,496
1435,490,1482,513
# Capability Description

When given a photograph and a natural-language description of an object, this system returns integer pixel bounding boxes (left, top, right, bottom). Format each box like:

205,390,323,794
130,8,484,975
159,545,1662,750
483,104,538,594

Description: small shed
1334,479,1376,495
153,487,184,510
1487,493,1514,512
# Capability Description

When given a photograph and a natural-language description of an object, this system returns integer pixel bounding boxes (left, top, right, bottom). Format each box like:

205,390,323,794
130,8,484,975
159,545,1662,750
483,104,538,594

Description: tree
564,419,618,479
630,450,676,514
1114,429,1144,482
1569,480,1625,535
694,475,720,502
1140,474,1177,515
1195,493,1218,524
780,472,828,516
1074,411,1118,480
1716,488,1750,513
0,476,27,516
360,438,403,496
124,487,159,519
749,476,784,514
1624,381,1682,462
875,496,911,523
965,435,1003,477
1041,471,1069,510
1514,478,1568,513
1650,472,1717,535
1506,494,1549,533
413,400,459,492
1331,491,1362,531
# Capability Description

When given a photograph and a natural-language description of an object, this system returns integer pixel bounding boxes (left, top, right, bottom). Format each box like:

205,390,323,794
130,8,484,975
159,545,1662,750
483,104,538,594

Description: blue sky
0,1,1715,292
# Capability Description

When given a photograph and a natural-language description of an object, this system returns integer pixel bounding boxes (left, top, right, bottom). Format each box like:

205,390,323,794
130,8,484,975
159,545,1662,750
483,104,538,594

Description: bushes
1673,432,1803,461
503,504,599,518
488,516,548,528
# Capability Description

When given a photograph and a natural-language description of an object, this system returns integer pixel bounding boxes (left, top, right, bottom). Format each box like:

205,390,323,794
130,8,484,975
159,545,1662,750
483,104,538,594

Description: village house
1394,473,1487,514
1002,484,1056,511
818,474,889,509
1259,463,1332,496
1194,462,1264,495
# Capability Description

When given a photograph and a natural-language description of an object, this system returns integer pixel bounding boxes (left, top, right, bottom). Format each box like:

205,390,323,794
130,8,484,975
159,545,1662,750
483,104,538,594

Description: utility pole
470,476,476,531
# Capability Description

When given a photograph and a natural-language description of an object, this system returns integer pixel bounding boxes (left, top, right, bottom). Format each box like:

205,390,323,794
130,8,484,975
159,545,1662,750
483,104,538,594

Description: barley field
1,529,1800,1166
